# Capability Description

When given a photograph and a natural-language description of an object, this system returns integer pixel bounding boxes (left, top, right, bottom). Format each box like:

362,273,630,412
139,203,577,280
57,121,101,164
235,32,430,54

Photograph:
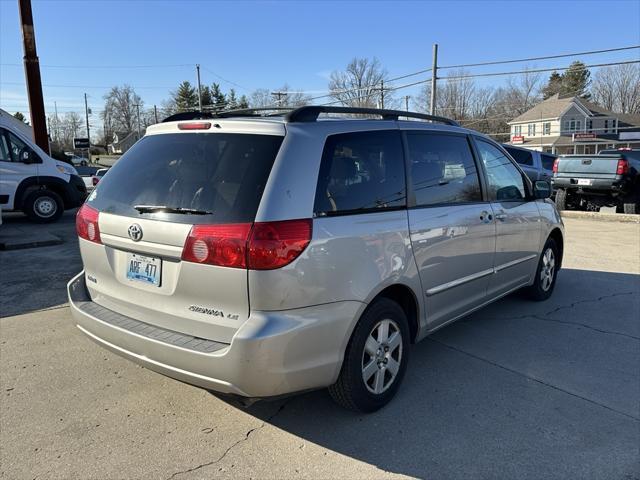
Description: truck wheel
554,189,568,210
329,298,410,413
23,190,64,223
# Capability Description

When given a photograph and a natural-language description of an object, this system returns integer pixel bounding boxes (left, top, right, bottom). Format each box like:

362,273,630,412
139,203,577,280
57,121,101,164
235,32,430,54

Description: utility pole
380,80,385,109
135,104,141,139
404,95,410,112
271,91,287,106
196,64,202,111
18,0,49,154
430,43,438,115
154,105,158,124
84,93,90,142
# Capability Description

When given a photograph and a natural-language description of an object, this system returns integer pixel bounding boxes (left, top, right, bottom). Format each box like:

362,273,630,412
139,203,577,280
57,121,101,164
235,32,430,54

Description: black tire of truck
554,189,568,211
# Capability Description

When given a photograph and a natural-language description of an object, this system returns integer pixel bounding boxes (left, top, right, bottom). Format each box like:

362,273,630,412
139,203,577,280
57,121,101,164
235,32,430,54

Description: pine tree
238,95,249,109
13,112,28,123
173,81,198,111
200,85,213,108
542,72,563,99
210,83,226,110
227,89,238,109
561,61,591,99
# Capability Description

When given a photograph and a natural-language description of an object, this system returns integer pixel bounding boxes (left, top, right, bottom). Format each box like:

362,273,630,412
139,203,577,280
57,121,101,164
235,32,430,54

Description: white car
0,109,88,222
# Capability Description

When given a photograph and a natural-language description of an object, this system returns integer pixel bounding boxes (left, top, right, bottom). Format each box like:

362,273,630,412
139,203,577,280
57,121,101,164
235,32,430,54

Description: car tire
525,238,559,301
554,189,568,210
329,298,410,413
23,190,64,223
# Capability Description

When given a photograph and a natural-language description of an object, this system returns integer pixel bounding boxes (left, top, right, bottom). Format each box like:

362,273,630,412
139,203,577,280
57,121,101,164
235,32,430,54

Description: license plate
577,178,592,186
126,253,161,286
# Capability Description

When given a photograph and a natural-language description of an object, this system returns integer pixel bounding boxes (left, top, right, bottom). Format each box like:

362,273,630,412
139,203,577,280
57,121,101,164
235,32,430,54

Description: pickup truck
503,145,556,182
552,149,640,214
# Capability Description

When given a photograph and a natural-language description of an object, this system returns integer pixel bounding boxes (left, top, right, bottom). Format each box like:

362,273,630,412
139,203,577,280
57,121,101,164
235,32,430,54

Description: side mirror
534,180,551,199
20,149,41,164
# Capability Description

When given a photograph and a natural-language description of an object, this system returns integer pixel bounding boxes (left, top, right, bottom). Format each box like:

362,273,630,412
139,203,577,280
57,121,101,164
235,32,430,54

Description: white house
508,94,640,154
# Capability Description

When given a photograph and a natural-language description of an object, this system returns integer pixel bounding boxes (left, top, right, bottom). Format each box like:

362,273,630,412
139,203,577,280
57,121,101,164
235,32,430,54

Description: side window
314,130,406,215
504,146,533,166
6,131,30,163
540,154,556,171
475,139,526,202
407,133,482,206
0,130,11,162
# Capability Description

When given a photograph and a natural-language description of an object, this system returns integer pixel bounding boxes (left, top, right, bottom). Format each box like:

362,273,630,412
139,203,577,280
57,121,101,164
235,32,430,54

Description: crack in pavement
428,337,640,422
166,399,291,480
468,291,639,340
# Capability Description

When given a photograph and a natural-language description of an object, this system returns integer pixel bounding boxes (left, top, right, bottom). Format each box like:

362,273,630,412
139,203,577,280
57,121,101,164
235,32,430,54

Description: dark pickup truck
552,149,640,214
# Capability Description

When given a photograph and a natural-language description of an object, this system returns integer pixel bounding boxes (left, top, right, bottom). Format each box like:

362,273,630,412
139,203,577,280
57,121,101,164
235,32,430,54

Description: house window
543,122,551,135
604,120,609,133
514,125,522,136
610,119,617,134
576,120,581,131
587,120,593,132
528,124,536,136
569,119,576,131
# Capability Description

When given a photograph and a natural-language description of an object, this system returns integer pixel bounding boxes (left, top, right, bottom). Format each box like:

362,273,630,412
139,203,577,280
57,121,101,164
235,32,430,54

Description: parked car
70,155,88,167
91,168,109,187
503,145,556,182
0,109,87,223
68,106,564,412
552,150,640,214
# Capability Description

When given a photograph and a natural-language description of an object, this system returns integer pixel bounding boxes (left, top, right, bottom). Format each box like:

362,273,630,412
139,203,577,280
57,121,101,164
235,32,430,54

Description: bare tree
102,85,143,135
249,88,272,108
60,112,83,149
329,57,389,107
501,68,543,116
592,64,640,114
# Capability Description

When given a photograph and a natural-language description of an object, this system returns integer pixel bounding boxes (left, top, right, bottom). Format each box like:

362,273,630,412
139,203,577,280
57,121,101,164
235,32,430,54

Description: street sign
573,133,597,141
511,135,525,144
73,137,90,149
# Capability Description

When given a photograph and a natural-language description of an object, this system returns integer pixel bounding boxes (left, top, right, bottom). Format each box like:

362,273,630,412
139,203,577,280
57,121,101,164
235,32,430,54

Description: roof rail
285,106,460,126
162,111,215,123
213,107,294,118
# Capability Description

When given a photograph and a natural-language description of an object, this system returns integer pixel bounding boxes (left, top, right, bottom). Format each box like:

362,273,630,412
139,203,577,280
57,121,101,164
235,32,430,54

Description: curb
560,211,640,224
0,234,63,251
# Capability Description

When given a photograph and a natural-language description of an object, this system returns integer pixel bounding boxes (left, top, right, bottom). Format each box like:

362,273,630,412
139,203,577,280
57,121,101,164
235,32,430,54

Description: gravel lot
1,211,638,479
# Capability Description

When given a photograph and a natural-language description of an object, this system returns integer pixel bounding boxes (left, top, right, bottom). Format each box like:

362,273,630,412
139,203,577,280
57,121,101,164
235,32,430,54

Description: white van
0,109,87,223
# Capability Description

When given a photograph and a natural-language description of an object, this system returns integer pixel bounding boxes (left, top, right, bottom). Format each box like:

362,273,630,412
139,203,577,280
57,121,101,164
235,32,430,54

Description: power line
0,63,193,69
439,45,640,70
0,81,174,90
200,66,250,91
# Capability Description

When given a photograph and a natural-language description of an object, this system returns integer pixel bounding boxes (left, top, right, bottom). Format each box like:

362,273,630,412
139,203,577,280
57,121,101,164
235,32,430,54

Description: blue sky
1,0,639,130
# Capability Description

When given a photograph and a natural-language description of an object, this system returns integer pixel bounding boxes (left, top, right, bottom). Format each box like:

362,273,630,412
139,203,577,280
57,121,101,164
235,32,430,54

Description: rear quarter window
88,132,283,224
314,130,406,216
504,146,534,166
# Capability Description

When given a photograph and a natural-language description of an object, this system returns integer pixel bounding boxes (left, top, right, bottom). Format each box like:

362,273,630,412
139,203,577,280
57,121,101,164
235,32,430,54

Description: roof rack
162,111,215,123
214,107,294,118
284,106,460,126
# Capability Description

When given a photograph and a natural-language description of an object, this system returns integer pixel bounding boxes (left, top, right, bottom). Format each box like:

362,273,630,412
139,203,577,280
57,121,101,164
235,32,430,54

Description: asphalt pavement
0,213,638,479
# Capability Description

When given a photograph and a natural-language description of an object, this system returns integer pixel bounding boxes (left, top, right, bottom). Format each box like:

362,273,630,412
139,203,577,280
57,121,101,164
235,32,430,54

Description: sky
1,0,639,135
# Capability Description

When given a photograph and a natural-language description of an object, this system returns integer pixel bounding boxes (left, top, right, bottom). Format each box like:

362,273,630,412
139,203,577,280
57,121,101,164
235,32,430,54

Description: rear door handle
495,213,507,221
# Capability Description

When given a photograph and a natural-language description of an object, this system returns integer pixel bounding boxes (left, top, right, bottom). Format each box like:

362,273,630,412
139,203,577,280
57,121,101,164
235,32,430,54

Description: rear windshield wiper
134,205,214,215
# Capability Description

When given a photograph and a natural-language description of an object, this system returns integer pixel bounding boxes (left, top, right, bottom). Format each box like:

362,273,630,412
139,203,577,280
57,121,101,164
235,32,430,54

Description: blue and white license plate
126,253,161,286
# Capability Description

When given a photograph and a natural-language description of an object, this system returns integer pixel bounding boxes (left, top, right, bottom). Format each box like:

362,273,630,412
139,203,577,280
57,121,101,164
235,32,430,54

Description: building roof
509,94,640,126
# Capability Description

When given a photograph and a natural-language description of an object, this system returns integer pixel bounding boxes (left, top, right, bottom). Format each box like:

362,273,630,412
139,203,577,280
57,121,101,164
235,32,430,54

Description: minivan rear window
88,133,283,224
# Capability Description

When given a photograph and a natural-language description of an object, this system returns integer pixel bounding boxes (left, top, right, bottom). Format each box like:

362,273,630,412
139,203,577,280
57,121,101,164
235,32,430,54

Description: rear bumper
67,272,363,398
551,176,627,194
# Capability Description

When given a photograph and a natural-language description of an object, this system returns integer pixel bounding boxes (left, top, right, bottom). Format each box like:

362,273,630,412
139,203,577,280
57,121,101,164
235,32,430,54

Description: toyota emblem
128,224,143,242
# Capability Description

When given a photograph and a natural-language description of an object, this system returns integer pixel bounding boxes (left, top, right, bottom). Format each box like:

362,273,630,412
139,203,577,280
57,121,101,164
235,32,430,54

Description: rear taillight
552,159,559,173
76,204,101,244
92,177,99,186
182,223,252,268
248,219,312,270
181,219,312,270
616,159,629,175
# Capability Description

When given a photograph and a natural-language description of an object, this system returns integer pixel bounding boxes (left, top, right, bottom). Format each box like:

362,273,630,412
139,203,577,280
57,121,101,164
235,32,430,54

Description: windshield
88,132,283,224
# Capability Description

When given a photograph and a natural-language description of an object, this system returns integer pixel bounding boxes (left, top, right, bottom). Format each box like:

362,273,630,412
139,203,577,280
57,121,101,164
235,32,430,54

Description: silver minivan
68,106,564,412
